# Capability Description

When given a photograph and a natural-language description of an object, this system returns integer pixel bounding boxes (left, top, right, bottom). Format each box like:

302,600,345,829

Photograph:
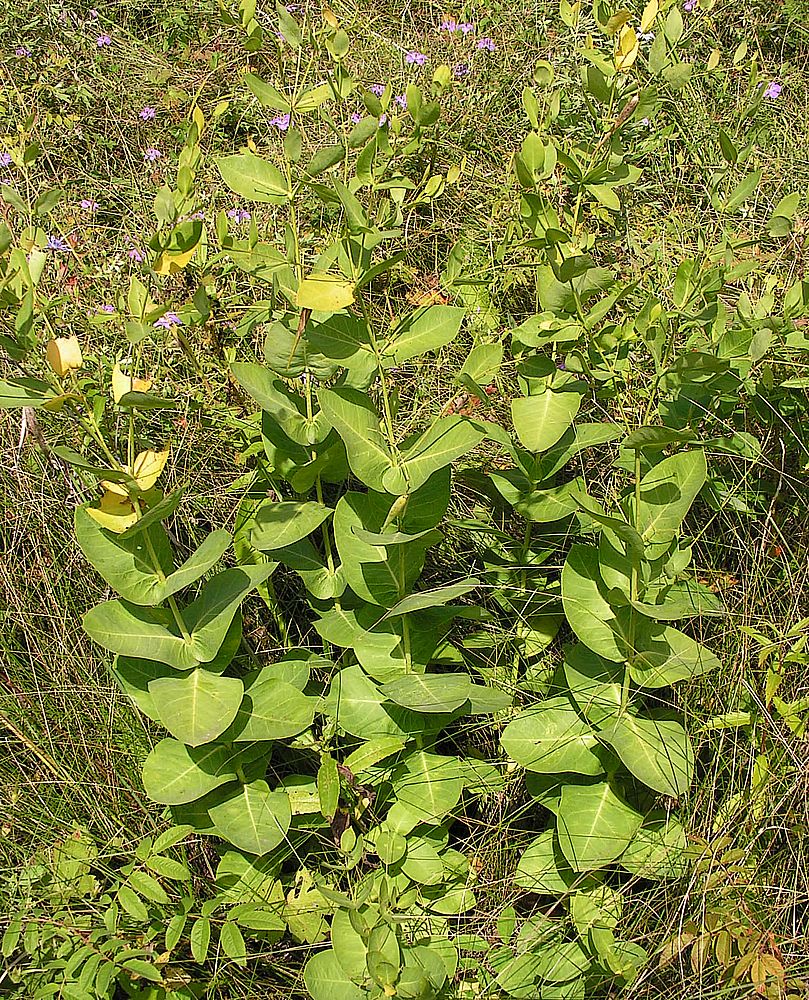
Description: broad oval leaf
511,380,583,454
556,782,643,872
500,697,604,775
149,669,244,747
381,673,472,713
304,949,364,1000
142,739,238,805
598,713,694,796
251,500,333,551
209,780,292,855
227,677,315,741
216,153,290,204
515,829,578,893
635,449,707,551
382,305,465,364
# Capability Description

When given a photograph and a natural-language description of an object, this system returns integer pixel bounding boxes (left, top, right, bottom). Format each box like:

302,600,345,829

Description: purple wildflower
96,33,112,47
350,112,362,124
227,207,252,223
763,81,783,100
683,0,697,9
0,152,11,167
459,21,475,34
139,106,156,121
369,83,385,97
15,46,31,57
46,235,70,252
128,246,145,262
453,62,470,77
440,18,458,31
190,210,206,221
270,112,291,130
98,303,115,313
405,51,427,66
144,147,162,163
88,8,99,17
154,311,182,330
378,113,389,126
80,198,99,211
476,36,495,51
394,93,407,108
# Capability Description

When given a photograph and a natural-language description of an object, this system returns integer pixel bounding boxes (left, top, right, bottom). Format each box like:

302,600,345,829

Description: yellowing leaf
112,363,153,404
152,244,199,276
86,491,139,533
732,40,747,65
615,26,639,72
45,336,83,377
640,0,659,33
295,274,355,313
605,9,632,36
133,448,170,491
707,48,721,71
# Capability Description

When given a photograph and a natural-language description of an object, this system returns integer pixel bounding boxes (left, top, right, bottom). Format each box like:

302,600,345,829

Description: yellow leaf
640,0,659,33
707,48,721,71
295,274,355,312
112,363,153,404
86,491,139,533
45,336,83,377
152,244,199,276
615,25,639,72
732,40,748,65
192,106,205,136
132,448,170,491
605,9,631,36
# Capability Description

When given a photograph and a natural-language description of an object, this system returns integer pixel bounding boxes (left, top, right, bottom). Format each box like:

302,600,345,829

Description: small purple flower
96,33,112,47
227,207,252,223
405,51,427,66
394,93,407,109
80,198,99,211
683,0,697,9
139,106,156,121
98,303,115,313
453,63,470,77
476,36,495,52
270,112,291,130
128,246,145,262
46,235,70,252
144,147,162,163
763,81,782,100
440,18,458,32
15,46,31,57
190,210,206,221
369,84,385,97
88,8,99,18
458,21,475,34
154,311,183,330
350,112,362,124
378,113,389,126
0,152,11,167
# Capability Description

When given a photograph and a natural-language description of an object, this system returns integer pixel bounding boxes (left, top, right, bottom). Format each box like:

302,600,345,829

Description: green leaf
190,917,211,962
319,387,393,490
317,755,340,819
251,501,333,550
599,713,693,795
630,625,720,687
556,782,642,872
226,676,315,741
391,751,462,825
563,645,624,724
323,665,420,740
304,950,364,1000
209,780,292,855
76,507,231,605
343,737,405,774
128,870,169,904
458,342,503,387
150,669,244,747
384,417,484,495
515,829,579,893
383,578,477,617
0,376,58,408
216,152,290,204
142,739,238,805
622,426,698,450
561,545,624,661
511,380,583,453
382,305,465,364
220,921,247,964
381,673,472,713
500,696,604,775
619,814,689,879
723,170,762,213
245,72,291,111
635,450,707,549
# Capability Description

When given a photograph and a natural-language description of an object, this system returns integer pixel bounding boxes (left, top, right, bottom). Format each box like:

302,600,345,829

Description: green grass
1,1,809,998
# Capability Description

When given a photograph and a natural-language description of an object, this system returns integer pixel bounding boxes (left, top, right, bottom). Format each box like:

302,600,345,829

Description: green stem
621,449,643,715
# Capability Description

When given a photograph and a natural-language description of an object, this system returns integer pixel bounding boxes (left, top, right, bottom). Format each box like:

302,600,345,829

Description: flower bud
45,335,83,377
